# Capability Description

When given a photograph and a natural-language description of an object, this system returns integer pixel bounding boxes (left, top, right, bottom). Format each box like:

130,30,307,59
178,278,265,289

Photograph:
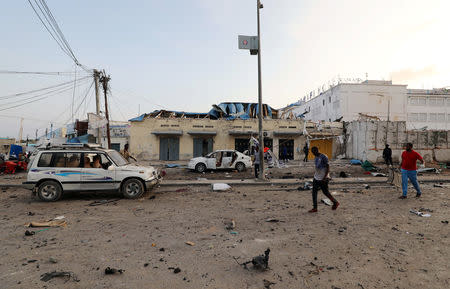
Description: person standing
308,147,339,213
120,144,137,162
399,143,424,199
383,144,393,166
303,143,309,162
281,145,288,163
254,146,260,179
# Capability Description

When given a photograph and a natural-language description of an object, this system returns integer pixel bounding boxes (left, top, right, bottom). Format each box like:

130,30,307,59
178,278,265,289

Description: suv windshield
107,150,129,166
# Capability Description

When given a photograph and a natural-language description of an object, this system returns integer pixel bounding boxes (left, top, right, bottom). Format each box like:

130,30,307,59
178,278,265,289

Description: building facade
283,80,450,130
129,117,344,161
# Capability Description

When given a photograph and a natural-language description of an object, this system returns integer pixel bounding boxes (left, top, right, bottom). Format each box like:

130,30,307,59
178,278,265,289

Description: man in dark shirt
303,143,309,162
383,144,393,166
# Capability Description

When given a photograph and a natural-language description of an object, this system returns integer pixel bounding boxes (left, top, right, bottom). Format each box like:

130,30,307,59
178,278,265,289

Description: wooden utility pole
99,71,111,149
256,0,264,179
93,70,102,145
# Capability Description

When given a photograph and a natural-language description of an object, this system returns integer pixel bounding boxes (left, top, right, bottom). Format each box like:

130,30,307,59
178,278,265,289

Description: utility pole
93,70,102,145
99,71,111,149
18,117,24,142
256,0,264,179
35,129,38,141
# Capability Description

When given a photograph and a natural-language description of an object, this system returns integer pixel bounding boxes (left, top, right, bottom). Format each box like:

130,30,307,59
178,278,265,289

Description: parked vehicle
187,150,252,173
23,143,161,201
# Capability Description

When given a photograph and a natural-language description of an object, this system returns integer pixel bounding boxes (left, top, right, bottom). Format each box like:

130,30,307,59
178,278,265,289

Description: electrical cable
0,70,89,76
0,76,90,100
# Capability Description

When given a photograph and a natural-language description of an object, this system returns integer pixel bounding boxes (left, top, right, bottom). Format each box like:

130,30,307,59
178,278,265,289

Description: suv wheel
122,178,145,199
235,162,246,172
37,180,62,202
195,163,206,173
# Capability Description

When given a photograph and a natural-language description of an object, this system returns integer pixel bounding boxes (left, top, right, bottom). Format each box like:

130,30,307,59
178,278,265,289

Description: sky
1,0,450,139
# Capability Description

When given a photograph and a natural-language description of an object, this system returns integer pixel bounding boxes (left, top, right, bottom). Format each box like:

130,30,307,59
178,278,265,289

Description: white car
188,150,252,173
23,143,161,202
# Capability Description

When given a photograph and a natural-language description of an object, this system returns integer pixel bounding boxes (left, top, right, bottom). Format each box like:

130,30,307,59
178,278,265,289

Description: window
428,113,445,122
66,153,81,168
329,96,331,103
410,113,427,122
409,97,426,105
37,153,52,167
322,99,325,106
429,98,444,106
418,113,427,122
85,153,110,169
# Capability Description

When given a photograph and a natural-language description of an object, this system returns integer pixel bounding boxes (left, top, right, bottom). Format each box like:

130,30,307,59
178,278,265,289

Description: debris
48,257,58,264
297,182,313,191
263,279,276,289
166,164,180,168
159,248,165,252
25,219,67,228
27,212,35,216
370,172,386,177
265,218,284,223
53,215,65,220
441,220,448,224
361,160,377,172
173,267,181,274
144,263,149,267
364,184,371,189
238,248,270,270
88,199,120,206
338,227,347,233
417,167,440,174
331,191,339,196
212,183,231,191
350,159,362,165
409,209,431,218
149,195,156,200
321,198,333,206
40,271,79,282
152,243,156,247
339,171,348,178
28,259,38,263
230,231,239,235
419,208,433,213
197,177,208,181
282,175,294,179
104,267,124,274
185,241,195,246
24,230,35,236
225,219,236,230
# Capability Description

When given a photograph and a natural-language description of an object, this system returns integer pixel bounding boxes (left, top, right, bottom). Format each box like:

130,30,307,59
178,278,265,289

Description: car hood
115,164,157,174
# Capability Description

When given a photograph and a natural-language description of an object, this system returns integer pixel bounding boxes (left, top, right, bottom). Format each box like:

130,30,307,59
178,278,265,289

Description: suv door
206,152,217,170
51,152,82,191
81,152,116,191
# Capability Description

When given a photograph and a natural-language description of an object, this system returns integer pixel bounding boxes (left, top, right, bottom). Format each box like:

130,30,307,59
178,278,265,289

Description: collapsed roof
129,102,278,122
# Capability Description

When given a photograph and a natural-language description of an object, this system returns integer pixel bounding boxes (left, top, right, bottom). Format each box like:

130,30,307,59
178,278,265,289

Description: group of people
254,141,424,213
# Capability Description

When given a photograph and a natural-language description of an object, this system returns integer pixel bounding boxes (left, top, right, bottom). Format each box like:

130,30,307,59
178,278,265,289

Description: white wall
406,89,450,130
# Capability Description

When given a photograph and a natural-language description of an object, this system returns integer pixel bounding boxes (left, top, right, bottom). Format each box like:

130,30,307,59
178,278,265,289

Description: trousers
401,169,422,196
312,179,336,209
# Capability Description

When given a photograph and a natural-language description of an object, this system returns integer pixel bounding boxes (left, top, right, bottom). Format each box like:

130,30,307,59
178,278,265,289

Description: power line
0,76,90,100
0,70,89,76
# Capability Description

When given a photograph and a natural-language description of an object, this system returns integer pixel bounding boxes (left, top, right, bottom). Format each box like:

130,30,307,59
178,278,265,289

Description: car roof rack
39,143,104,150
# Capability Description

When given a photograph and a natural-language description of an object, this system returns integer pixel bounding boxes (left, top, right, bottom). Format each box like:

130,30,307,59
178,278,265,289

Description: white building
283,80,450,130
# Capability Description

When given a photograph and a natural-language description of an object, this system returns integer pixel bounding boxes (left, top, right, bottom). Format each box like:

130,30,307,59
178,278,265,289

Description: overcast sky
1,0,450,139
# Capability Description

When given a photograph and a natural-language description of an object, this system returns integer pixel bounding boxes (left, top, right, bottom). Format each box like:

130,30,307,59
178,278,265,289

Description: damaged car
188,150,252,173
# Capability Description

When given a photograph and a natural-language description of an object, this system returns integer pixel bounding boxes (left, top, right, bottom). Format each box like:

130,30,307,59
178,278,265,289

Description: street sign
238,35,258,50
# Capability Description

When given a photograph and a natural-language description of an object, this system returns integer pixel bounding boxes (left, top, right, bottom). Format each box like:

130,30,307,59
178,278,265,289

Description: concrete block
434,149,450,162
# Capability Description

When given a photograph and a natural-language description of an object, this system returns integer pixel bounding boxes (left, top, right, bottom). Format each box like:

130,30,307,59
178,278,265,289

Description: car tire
37,180,62,202
195,163,207,173
235,162,246,172
122,178,145,199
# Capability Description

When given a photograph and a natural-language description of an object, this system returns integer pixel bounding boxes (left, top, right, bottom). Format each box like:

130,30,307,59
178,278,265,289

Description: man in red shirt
399,143,424,199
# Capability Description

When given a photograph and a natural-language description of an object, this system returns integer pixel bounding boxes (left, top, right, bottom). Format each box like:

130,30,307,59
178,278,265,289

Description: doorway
193,138,213,157
159,137,180,161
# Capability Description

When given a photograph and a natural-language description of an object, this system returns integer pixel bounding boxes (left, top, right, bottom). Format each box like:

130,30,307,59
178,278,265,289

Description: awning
273,131,303,136
228,130,258,136
151,131,183,136
187,131,217,136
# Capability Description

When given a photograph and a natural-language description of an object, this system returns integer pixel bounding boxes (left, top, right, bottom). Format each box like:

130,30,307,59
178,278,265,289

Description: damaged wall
345,120,450,163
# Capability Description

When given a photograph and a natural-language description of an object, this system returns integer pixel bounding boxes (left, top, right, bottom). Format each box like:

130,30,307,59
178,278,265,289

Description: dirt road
0,172,449,288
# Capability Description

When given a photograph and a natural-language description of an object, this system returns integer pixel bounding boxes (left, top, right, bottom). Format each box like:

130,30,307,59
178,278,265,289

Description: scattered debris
370,172,386,177
321,198,333,206
27,212,35,216
25,219,67,228
237,248,270,270
297,182,312,191
159,248,165,252
409,209,431,218
40,271,79,282
149,195,156,200
263,279,276,289
419,208,433,213
433,183,450,188
166,164,180,168
417,167,440,174
185,241,195,246
88,199,120,206
144,263,149,267
225,219,236,230
104,267,124,275
48,257,58,264
364,184,371,189
339,171,348,178
338,226,347,233
173,267,181,274
265,218,284,223
230,231,239,235
212,183,231,191
24,230,35,236
197,177,208,181
441,220,448,224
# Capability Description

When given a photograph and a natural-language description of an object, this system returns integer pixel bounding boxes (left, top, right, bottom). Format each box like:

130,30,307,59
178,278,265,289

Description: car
188,150,252,173
23,143,161,202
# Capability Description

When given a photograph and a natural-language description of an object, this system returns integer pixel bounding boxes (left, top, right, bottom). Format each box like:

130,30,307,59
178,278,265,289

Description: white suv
24,144,160,201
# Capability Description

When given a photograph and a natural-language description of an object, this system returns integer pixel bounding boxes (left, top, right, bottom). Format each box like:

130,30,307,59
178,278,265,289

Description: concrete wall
345,120,450,163
129,118,343,161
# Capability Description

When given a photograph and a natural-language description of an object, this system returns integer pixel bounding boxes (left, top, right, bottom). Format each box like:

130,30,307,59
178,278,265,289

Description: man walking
309,147,339,212
383,144,393,166
399,143,424,199
254,146,260,179
303,143,309,162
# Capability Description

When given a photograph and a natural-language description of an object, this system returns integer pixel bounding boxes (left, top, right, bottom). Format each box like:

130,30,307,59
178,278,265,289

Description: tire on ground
195,163,206,173
37,180,63,202
121,178,145,199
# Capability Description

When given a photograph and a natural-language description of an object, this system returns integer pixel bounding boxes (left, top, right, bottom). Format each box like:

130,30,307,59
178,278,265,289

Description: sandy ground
0,163,449,289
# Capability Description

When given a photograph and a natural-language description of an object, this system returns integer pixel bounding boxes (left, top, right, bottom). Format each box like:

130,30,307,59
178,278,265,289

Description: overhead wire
0,70,90,76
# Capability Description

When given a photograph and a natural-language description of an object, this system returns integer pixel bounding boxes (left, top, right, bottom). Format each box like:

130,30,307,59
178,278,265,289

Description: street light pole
257,0,264,180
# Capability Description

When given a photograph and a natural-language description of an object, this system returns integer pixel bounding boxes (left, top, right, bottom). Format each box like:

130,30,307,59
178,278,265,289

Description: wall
345,120,450,163
406,88,450,130
0,138,16,154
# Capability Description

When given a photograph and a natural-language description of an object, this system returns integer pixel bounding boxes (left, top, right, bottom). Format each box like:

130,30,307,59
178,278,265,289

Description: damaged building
129,102,343,161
